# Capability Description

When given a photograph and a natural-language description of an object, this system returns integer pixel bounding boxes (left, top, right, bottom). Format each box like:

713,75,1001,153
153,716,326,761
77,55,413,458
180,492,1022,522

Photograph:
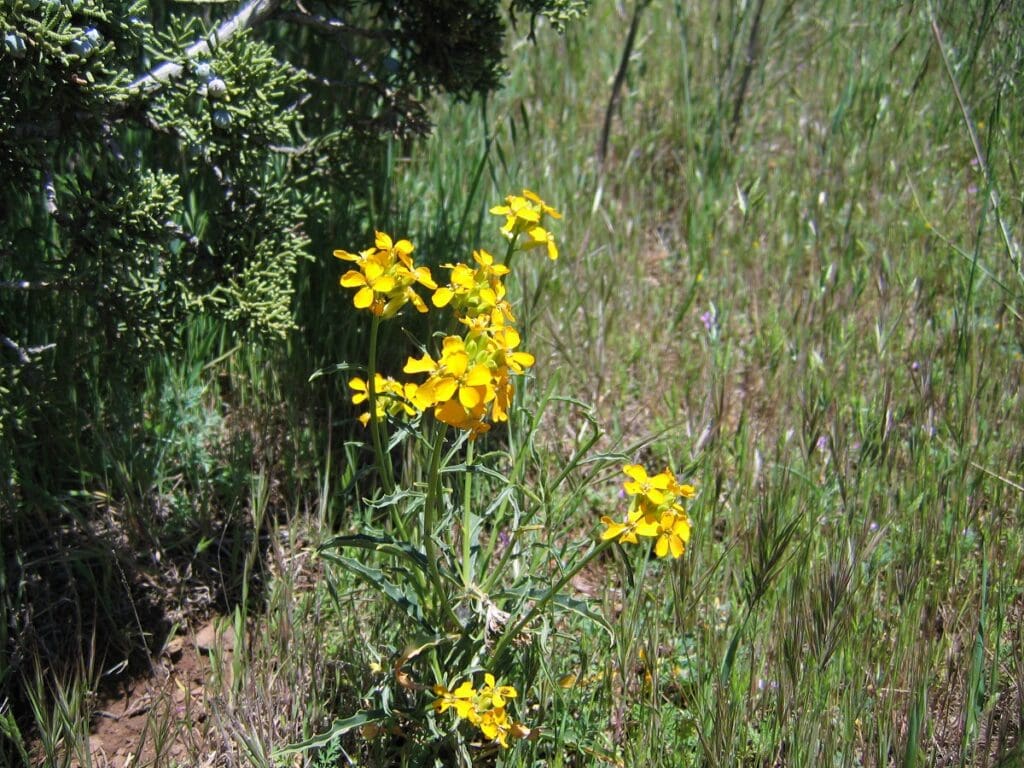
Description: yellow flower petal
655,536,669,558
669,535,685,558
433,286,454,307
464,363,492,387
443,350,469,377
459,384,483,409
340,270,366,288
623,464,648,482
634,517,660,537
403,353,437,375
432,377,458,404
353,286,374,308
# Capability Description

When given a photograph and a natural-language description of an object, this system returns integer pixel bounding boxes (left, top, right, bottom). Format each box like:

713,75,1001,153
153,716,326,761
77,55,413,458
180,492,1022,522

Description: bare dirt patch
74,620,235,768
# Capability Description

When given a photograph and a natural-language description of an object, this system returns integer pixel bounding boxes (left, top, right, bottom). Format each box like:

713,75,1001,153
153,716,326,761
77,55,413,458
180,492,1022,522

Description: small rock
195,620,235,654
164,635,185,660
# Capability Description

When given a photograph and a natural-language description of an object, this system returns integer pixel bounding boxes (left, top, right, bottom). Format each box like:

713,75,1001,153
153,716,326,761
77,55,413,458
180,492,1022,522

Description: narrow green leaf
320,532,429,571
308,362,364,383
275,709,388,756
319,551,431,632
500,586,613,638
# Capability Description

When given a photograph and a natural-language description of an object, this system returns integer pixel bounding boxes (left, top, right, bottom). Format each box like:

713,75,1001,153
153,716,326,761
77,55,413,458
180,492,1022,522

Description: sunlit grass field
8,1,1024,766
414,3,1023,765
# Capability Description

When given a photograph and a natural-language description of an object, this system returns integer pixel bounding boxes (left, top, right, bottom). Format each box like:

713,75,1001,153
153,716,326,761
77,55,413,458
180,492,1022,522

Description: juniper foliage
0,0,589,480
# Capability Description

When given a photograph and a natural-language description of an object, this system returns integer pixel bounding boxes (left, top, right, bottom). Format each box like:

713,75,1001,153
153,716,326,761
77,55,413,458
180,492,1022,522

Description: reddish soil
73,620,234,768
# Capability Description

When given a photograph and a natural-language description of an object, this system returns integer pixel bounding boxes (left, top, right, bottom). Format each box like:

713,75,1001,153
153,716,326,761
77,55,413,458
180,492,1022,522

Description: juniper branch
277,10,388,40
128,0,283,95
1,334,56,364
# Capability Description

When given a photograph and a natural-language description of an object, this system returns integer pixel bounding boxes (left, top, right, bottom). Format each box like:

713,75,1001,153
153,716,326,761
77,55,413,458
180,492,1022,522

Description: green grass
6,0,1024,765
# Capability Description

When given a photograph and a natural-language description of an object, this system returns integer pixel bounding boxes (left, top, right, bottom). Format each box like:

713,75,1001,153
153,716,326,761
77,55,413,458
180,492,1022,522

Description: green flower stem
367,316,411,542
492,537,613,664
461,439,475,587
367,314,395,495
502,234,519,274
423,422,461,628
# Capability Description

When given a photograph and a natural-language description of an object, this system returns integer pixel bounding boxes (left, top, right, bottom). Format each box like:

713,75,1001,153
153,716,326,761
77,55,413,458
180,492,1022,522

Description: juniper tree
0,0,586,434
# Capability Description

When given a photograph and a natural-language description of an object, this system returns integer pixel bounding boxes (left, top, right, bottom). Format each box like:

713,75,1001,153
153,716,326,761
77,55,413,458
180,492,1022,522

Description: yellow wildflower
600,496,660,543
402,328,531,437
404,336,495,413
432,681,477,720
336,231,436,317
477,673,517,709
489,189,561,259
431,674,526,749
339,252,396,311
348,374,419,426
654,506,692,559
487,325,535,374
622,464,671,505
479,706,512,748
601,464,696,558
432,250,512,320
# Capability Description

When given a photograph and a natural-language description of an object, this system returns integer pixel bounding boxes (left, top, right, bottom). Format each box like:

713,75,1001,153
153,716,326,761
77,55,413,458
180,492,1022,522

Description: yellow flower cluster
402,327,531,437
401,247,535,434
432,674,529,748
600,464,696,558
336,191,560,437
335,231,437,318
432,249,513,323
490,189,562,260
348,373,418,427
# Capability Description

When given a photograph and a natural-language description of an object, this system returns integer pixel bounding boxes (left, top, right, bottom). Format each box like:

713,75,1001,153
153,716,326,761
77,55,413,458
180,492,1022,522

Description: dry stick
728,0,766,145
585,0,649,260
128,0,282,95
596,0,649,168
929,8,1021,277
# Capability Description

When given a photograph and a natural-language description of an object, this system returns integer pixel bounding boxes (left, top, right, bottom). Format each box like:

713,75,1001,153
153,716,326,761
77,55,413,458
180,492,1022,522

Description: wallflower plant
295,190,698,765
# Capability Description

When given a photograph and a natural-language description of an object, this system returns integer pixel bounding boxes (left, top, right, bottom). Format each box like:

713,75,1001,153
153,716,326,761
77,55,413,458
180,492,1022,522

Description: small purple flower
700,310,716,332
816,435,828,452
